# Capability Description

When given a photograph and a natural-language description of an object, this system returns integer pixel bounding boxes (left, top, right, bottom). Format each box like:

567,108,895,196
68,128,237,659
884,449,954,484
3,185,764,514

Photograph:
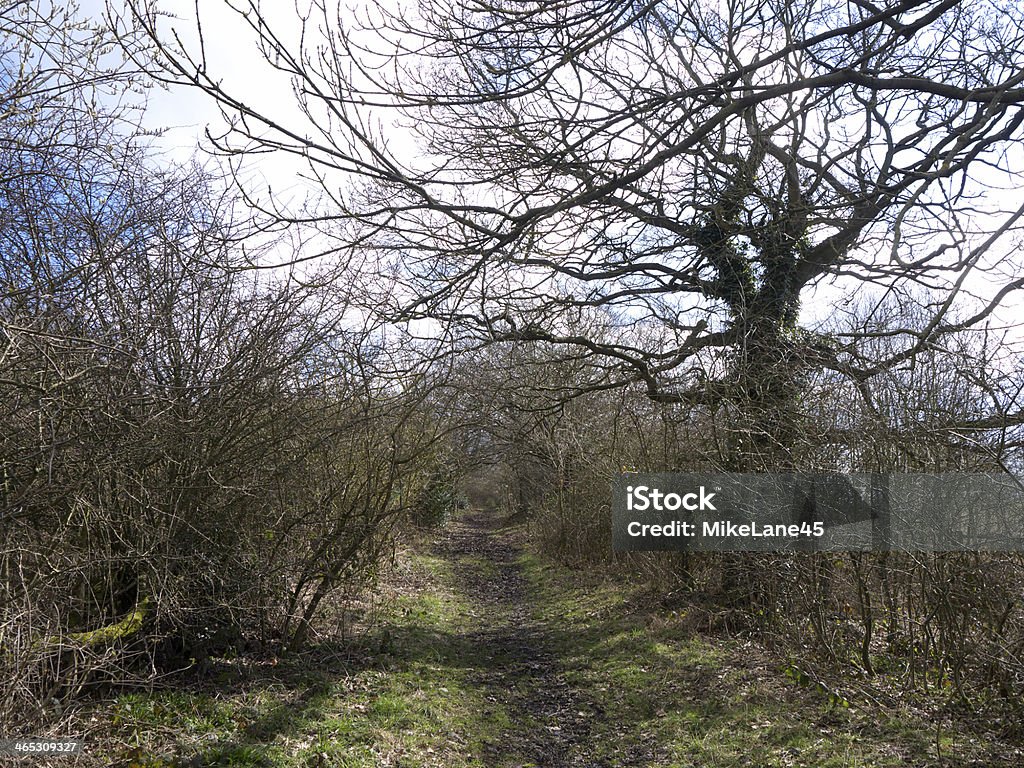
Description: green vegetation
516,550,1021,766
69,598,151,648
72,514,1022,767
85,545,512,767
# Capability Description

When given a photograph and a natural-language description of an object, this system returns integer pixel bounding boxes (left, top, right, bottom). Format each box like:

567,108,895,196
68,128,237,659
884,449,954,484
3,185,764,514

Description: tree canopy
115,0,1024,465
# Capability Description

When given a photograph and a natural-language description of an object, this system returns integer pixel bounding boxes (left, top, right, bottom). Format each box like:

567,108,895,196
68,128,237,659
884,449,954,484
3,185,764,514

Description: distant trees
114,0,1024,469
439,319,1024,710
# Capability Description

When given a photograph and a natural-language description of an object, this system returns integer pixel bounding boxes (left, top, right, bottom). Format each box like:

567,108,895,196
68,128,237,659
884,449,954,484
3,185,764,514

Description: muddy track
429,510,606,767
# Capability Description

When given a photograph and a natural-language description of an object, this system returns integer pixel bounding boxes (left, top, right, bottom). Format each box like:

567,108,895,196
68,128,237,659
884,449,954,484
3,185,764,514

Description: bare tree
111,0,1024,467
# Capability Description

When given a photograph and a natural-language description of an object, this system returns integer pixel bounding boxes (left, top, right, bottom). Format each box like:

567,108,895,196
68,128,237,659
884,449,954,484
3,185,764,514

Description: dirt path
415,511,1024,768
429,509,600,766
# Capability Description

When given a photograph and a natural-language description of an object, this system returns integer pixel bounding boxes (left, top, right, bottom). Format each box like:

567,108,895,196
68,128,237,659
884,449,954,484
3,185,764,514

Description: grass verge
518,551,1023,767
77,550,510,768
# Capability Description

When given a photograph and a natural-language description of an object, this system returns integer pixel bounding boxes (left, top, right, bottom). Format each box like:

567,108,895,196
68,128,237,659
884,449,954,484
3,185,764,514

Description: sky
80,0,255,160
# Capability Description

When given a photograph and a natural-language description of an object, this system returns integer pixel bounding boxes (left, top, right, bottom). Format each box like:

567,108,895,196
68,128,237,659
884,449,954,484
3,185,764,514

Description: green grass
79,518,1023,767
517,550,1016,767
86,548,511,767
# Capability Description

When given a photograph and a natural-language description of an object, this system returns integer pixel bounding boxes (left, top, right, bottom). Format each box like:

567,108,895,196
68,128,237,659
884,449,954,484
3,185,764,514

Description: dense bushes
0,7,443,727
0,158,437,726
